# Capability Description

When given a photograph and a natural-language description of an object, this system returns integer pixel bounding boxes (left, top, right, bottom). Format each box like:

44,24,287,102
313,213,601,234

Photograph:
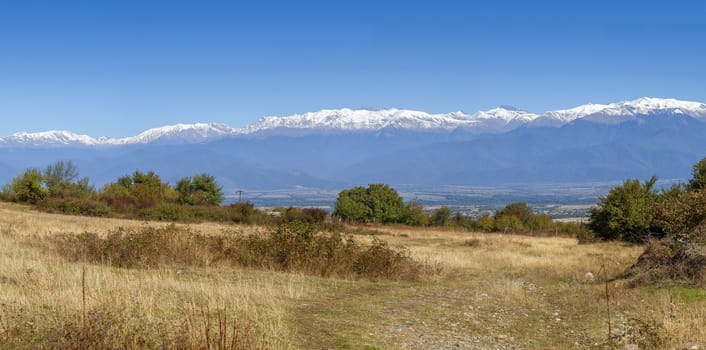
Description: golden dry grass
1,202,705,349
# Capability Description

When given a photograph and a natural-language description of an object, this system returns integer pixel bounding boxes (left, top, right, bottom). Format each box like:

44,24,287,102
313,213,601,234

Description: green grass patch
670,286,706,302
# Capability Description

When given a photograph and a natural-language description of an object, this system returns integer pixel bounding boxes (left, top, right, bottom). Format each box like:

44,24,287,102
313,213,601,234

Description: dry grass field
1,201,705,349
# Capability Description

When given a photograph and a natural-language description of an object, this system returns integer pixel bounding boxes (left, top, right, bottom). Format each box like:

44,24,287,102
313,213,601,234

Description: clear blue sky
1,0,705,137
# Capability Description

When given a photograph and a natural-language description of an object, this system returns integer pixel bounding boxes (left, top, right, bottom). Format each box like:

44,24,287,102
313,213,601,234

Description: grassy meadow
0,201,704,349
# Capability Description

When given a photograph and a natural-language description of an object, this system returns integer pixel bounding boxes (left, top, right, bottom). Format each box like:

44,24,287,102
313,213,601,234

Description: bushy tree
368,184,405,223
495,202,533,225
431,206,451,226
9,168,47,204
176,173,223,205
588,176,661,243
333,184,404,223
527,214,554,231
495,214,523,233
653,185,704,242
333,186,372,222
102,171,176,209
478,214,495,232
689,157,706,191
44,161,93,198
403,201,429,226
452,212,473,228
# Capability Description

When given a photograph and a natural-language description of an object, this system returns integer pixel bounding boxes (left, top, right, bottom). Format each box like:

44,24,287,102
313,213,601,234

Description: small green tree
431,206,451,226
102,171,176,210
527,214,554,231
176,174,224,205
495,202,533,225
10,169,47,204
452,212,472,228
403,201,429,226
478,214,495,232
588,176,661,242
689,157,706,191
368,184,405,223
333,184,404,223
44,160,93,198
495,214,523,233
333,186,372,222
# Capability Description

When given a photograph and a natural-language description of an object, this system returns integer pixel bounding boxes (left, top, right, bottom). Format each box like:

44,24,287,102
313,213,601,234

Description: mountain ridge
2,97,704,148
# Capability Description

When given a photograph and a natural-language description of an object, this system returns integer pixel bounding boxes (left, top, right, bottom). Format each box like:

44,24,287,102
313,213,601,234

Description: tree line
0,162,331,225
0,161,587,234
333,183,585,234
2,161,223,206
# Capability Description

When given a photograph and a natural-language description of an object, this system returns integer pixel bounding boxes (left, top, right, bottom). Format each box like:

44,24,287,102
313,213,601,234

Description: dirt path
290,274,598,349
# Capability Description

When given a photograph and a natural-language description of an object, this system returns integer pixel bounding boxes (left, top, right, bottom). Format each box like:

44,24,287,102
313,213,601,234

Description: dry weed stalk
81,265,87,329
599,263,612,342
181,303,260,350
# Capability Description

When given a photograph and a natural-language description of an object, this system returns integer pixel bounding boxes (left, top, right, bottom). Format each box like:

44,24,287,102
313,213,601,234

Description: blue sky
1,0,705,137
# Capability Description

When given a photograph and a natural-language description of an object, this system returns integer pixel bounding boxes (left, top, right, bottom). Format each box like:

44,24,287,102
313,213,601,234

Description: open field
1,202,705,349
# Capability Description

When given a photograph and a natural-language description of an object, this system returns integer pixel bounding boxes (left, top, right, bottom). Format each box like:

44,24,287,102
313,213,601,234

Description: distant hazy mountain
0,97,704,191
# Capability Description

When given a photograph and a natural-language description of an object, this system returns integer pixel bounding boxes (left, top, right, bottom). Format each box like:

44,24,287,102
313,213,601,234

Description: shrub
495,202,533,225
3,303,261,349
7,168,47,204
43,306,158,349
275,207,328,224
353,238,421,280
526,214,553,231
176,174,224,205
36,197,112,217
430,206,451,227
588,177,662,243
478,215,495,232
47,224,427,281
495,215,524,233
622,238,706,286
402,201,429,226
575,228,597,244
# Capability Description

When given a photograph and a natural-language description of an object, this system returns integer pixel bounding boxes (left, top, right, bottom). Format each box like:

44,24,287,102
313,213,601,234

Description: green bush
495,215,524,233
402,201,429,226
588,176,662,243
430,206,451,227
333,184,404,223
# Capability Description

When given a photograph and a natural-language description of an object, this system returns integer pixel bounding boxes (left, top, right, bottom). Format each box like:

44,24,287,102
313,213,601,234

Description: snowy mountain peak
616,97,706,116
110,123,236,145
239,106,539,135
539,97,706,123
239,108,447,133
470,107,538,122
0,130,101,147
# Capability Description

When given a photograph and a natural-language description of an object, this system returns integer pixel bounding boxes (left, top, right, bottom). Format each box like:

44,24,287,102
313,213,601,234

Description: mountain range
1,97,705,194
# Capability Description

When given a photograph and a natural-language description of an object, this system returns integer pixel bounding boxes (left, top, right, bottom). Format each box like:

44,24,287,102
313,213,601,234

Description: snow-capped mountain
238,107,538,135
0,123,238,148
107,123,237,145
535,97,706,125
0,130,102,147
1,97,705,148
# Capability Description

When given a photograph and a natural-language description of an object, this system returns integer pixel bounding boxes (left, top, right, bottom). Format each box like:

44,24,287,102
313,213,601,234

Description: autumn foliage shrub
48,223,426,281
